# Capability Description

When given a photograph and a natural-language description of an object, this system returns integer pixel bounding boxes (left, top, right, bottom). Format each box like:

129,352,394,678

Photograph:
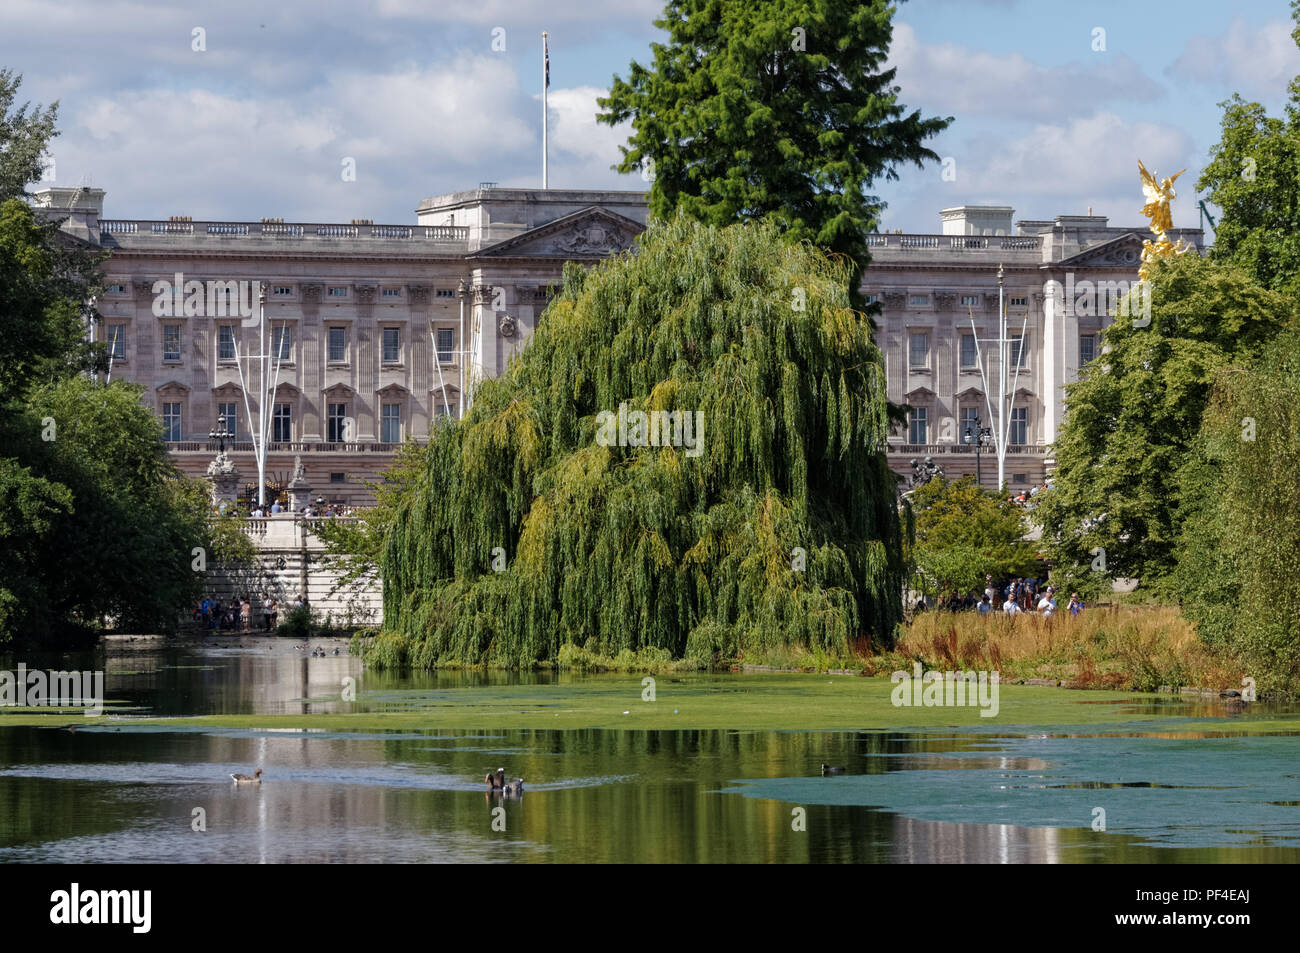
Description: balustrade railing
100,220,469,242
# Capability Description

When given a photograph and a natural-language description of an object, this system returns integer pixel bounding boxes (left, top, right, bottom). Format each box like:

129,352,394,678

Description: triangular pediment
470,207,644,260
904,386,937,403
1054,233,1145,269
954,387,985,402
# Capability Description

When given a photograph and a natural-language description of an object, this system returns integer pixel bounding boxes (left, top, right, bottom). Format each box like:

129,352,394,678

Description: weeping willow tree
376,215,903,668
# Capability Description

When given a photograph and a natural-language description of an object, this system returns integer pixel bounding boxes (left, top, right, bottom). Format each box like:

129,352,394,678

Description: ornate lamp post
209,413,233,454
963,416,993,488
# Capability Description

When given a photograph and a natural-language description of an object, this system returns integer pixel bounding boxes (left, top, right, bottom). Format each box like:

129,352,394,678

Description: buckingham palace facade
35,186,1201,503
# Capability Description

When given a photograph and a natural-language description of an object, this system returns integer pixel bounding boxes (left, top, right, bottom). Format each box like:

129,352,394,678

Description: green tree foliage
1174,330,1300,691
0,378,214,638
596,0,951,305
1195,2,1300,297
0,69,58,202
0,73,230,642
907,475,1039,599
376,215,903,668
1034,255,1294,588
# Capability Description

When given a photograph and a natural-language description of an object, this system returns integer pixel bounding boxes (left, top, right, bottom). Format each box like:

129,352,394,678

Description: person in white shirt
1003,597,1020,616
1037,587,1058,617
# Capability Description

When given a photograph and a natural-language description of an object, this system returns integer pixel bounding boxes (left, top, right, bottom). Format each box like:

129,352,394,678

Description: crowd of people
918,573,1084,620
192,592,313,632
246,499,357,518
1009,481,1052,509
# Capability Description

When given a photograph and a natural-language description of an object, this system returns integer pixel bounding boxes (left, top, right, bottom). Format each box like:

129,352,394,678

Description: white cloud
1168,17,1300,95
888,22,1164,121
883,111,1197,231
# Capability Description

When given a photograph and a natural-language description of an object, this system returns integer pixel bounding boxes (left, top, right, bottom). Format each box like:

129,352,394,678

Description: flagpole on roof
542,31,549,189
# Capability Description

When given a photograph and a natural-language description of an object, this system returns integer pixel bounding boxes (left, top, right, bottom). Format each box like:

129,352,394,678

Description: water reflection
1,640,1299,863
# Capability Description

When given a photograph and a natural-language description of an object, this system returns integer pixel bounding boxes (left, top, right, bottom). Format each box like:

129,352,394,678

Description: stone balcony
167,441,410,455
98,219,470,255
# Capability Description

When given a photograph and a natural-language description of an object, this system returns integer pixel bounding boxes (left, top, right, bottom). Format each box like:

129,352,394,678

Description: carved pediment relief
1057,233,1145,269
471,207,644,260
156,379,191,396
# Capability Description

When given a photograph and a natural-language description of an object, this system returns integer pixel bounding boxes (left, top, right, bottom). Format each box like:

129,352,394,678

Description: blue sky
2,0,1297,233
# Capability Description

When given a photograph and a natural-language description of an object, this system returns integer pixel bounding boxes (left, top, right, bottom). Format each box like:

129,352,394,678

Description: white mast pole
996,264,1006,493
542,31,549,189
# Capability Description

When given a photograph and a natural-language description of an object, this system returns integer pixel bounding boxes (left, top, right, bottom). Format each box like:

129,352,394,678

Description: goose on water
231,768,265,784
502,778,525,796
820,763,845,776
484,767,506,790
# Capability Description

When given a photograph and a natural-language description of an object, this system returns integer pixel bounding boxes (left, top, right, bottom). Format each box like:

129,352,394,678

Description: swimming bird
231,768,264,784
503,778,524,796
333,648,340,656
820,763,845,776
484,767,505,790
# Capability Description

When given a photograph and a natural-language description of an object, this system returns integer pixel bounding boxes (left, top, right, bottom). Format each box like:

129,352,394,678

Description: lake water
1,637,1297,863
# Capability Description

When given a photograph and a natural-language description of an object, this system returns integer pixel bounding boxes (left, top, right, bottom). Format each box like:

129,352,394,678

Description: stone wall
202,517,381,628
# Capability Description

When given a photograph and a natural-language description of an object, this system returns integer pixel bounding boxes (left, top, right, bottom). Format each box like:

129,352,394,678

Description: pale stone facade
35,188,1201,499
35,186,647,505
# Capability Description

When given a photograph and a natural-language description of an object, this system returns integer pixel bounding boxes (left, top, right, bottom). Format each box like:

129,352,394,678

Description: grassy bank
357,605,1254,696
1,673,1292,733
875,606,1246,694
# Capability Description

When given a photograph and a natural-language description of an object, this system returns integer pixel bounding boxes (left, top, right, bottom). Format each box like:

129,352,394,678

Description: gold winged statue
1137,159,1189,281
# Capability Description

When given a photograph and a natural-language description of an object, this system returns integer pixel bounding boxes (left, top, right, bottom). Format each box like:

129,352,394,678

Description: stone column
300,283,324,441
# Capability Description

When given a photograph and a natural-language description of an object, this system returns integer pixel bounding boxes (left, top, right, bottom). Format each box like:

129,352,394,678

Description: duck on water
231,769,264,784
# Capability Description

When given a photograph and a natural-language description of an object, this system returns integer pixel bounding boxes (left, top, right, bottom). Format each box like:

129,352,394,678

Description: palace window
162,324,181,362
326,403,349,443
435,288,456,298
960,333,977,369
381,288,401,299
162,402,182,441
381,404,402,444
1010,407,1028,445
327,286,347,298
909,294,930,306
863,294,878,305
107,325,126,360
1079,333,1097,365
909,332,929,368
961,406,981,440
328,327,347,363
960,295,980,307
272,326,293,361
107,283,127,295
273,286,294,297
330,472,346,484
382,328,401,364
1009,334,1028,367
436,328,455,363
272,403,292,442
1009,296,1028,308
217,325,236,361
908,407,928,445
217,402,239,440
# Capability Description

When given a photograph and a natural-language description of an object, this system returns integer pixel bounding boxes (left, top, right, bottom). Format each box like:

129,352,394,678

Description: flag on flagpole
544,34,550,89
